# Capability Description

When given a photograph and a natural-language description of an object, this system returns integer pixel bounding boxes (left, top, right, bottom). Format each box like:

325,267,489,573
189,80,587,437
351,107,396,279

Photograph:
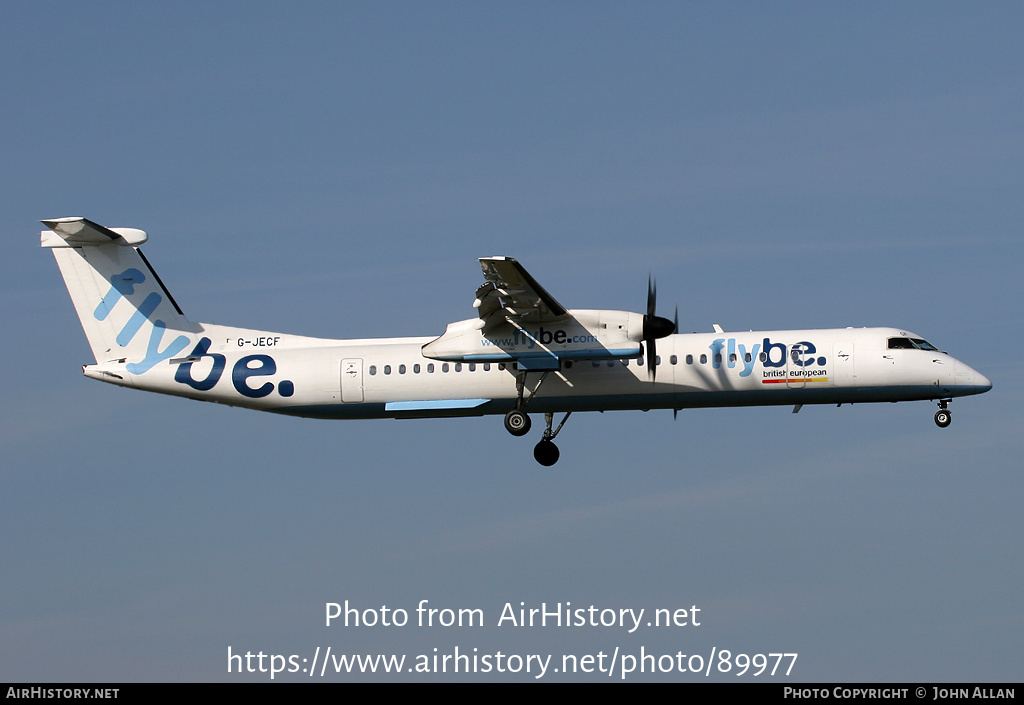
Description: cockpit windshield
887,337,941,352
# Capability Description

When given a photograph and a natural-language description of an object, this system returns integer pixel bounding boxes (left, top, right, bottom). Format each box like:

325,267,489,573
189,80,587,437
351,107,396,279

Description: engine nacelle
421,309,646,365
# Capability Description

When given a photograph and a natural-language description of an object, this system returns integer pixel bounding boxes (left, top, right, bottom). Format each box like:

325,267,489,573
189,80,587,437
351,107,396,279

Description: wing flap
477,257,568,328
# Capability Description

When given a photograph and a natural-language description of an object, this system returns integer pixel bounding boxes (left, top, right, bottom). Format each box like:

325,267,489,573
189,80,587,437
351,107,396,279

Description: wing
475,257,569,330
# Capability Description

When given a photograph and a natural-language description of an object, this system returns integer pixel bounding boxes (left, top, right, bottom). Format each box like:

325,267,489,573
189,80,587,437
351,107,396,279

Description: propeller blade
642,275,675,382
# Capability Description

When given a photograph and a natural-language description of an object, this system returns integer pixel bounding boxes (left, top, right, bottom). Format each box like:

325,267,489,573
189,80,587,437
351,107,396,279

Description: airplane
42,216,992,466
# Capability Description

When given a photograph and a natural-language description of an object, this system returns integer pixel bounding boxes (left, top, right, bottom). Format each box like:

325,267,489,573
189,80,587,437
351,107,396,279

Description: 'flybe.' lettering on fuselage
709,337,827,377
174,337,295,398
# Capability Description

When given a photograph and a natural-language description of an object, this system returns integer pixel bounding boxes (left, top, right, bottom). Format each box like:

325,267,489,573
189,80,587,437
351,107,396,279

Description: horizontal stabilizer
41,217,148,248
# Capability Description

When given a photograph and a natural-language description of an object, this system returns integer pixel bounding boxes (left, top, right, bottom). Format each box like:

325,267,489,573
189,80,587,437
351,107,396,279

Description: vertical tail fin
42,217,196,373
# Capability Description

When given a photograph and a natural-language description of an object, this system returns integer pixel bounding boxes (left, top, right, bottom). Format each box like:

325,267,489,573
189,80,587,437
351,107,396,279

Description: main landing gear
504,409,531,436
533,411,572,466
504,369,545,437
934,399,952,428
504,370,571,466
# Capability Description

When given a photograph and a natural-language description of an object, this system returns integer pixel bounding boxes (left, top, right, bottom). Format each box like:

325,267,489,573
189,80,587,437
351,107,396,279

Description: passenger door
340,358,364,402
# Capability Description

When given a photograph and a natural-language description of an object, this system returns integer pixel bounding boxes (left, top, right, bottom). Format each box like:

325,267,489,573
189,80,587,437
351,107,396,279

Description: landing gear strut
934,399,952,428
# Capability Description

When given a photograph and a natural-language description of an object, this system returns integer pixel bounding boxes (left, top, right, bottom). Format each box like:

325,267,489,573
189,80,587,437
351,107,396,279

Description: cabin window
455,363,463,372
399,364,406,374
427,363,435,373
592,361,601,367
413,364,421,374
499,363,507,371
714,353,722,365
384,365,391,375
637,357,644,367
685,354,693,365
729,353,737,364
564,361,573,369
368,365,377,376
484,363,491,371
442,363,450,372
700,354,707,364
655,355,661,365
468,363,476,372
759,352,767,362
745,352,752,363
670,355,678,365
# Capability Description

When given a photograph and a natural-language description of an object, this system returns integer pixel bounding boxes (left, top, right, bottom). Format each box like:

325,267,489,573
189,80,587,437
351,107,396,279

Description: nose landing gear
934,400,952,428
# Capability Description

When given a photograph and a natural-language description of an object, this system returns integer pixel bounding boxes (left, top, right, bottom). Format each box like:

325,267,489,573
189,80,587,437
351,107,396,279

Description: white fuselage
84,323,991,420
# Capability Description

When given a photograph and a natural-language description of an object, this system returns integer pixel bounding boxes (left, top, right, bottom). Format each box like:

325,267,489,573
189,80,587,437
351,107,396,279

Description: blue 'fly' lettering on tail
125,320,189,375
95,268,190,375
94,268,146,321
116,292,161,347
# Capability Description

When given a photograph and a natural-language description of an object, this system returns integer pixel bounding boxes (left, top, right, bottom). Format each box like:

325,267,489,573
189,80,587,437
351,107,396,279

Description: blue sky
2,2,1021,681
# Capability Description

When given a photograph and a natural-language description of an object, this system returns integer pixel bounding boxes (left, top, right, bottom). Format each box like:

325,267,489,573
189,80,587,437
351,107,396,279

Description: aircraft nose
975,370,993,392
954,360,992,395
